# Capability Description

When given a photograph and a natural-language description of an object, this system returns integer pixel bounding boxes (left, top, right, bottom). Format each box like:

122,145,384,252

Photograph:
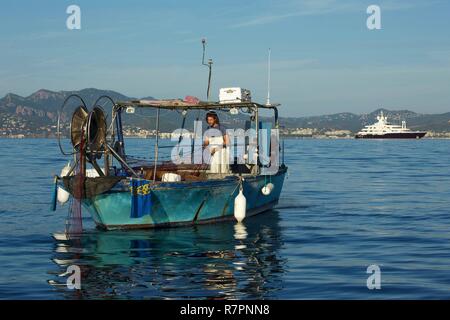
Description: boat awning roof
115,100,280,110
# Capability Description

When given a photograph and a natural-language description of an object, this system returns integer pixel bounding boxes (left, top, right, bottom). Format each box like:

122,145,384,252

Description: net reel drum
58,94,138,178
70,106,107,158
68,105,107,177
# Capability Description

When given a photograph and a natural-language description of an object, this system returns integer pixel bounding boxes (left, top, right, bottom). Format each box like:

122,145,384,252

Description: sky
0,0,449,116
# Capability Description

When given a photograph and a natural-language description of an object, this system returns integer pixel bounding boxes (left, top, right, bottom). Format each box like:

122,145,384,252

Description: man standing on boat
203,111,230,174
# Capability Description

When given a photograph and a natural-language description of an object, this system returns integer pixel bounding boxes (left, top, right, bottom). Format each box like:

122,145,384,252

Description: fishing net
65,129,86,237
62,175,123,198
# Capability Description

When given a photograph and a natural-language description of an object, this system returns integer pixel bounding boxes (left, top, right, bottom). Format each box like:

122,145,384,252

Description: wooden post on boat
152,107,161,182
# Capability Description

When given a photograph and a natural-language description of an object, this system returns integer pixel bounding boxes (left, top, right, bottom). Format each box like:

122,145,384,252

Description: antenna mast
266,48,271,106
201,38,213,101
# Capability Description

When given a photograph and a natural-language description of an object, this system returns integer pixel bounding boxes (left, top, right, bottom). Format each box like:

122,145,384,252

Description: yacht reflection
48,211,285,299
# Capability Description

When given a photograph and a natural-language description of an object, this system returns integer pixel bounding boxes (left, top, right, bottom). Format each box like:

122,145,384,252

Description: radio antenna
266,48,271,106
201,38,213,101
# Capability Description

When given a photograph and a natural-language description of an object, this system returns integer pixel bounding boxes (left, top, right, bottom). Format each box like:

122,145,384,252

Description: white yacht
355,111,427,139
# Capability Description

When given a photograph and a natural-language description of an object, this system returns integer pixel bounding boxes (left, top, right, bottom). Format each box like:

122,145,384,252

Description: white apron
208,135,230,174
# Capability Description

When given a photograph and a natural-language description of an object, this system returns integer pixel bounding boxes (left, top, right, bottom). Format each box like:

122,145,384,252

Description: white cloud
230,0,440,28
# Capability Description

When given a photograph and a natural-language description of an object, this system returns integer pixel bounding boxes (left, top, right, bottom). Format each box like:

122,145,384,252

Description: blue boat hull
82,168,287,230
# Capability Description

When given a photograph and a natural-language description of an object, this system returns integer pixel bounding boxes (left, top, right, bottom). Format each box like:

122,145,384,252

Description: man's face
206,116,215,126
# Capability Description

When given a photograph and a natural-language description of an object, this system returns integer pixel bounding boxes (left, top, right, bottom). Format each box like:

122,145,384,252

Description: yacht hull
355,132,427,139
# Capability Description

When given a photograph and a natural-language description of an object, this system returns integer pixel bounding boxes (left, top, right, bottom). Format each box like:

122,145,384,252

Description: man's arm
223,133,230,147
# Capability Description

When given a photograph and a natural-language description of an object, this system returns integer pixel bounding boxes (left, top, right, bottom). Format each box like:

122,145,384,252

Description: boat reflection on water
48,211,286,299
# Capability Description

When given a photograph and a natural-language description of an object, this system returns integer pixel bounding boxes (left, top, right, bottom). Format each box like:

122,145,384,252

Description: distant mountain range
281,109,450,133
0,88,135,123
1,88,449,136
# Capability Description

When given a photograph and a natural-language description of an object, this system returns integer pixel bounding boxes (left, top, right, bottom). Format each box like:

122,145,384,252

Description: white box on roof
219,87,251,104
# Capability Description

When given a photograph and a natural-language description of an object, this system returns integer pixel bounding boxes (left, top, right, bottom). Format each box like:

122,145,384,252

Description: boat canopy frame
108,100,282,180
114,100,280,126
115,100,280,110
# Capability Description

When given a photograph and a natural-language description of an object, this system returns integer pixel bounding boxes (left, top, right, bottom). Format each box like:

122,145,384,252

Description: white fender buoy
261,183,274,196
57,187,70,205
234,188,246,222
57,163,71,205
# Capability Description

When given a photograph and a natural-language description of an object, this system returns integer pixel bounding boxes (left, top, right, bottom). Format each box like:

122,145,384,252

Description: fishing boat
52,92,287,231
52,42,287,232
355,111,427,139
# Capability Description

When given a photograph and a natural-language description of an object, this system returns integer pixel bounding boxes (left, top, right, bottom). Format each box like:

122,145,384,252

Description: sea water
0,138,450,299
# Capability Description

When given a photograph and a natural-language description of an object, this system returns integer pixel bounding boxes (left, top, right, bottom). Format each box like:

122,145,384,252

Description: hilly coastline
1,88,449,138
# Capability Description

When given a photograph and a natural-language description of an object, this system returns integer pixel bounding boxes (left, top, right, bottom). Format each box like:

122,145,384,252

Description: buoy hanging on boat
57,187,70,205
234,186,246,223
57,163,71,205
261,183,274,196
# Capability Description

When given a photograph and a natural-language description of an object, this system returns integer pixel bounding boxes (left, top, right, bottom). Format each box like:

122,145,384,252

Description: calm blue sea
1,138,450,299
